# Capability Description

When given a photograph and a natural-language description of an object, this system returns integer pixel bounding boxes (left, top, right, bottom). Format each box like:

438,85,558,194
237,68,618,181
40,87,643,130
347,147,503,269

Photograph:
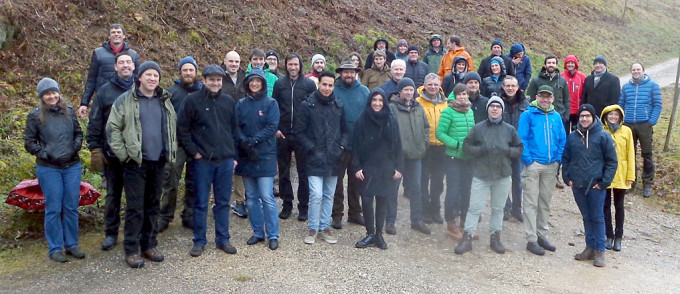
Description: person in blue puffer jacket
506,43,532,91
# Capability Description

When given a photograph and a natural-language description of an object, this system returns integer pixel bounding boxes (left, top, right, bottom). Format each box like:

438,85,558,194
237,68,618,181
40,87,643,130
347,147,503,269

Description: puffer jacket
455,91,490,124
25,105,82,169
463,119,523,181
87,75,133,158
405,60,429,88
501,89,528,129
388,94,430,160
416,86,447,146
561,55,586,115
601,105,635,189
105,85,177,165
517,101,566,166
423,35,447,74
272,75,317,134
436,106,474,159
562,118,618,189
361,63,392,91
526,67,570,121
619,74,663,125
80,41,139,106
505,43,532,90
438,46,475,81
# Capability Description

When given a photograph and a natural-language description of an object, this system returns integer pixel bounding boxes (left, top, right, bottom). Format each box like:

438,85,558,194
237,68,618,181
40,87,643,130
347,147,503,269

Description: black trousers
626,121,655,185
104,157,125,237
362,194,388,235
421,145,446,217
276,136,309,213
605,188,626,238
333,151,362,219
123,158,165,256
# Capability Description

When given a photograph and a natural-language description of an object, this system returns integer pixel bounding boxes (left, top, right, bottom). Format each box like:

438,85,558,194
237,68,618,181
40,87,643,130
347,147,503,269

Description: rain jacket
416,86,447,146
437,46,475,81
517,101,566,166
505,43,532,90
561,55,586,115
246,63,278,97
601,105,635,189
423,35,447,74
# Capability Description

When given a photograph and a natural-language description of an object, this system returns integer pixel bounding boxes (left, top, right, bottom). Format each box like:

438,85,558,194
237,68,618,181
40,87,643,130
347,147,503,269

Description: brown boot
446,222,463,240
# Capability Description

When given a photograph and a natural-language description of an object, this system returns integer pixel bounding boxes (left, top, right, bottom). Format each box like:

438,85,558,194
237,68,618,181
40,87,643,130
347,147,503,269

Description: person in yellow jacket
601,105,635,252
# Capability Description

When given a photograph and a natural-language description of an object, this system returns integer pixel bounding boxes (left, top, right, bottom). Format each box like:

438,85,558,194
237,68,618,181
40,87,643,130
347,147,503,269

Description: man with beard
306,54,327,87
158,56,203,232
526,55,570,127
477,38,516,79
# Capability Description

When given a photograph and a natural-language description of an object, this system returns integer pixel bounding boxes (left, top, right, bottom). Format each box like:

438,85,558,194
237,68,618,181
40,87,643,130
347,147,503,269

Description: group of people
24,24,663,269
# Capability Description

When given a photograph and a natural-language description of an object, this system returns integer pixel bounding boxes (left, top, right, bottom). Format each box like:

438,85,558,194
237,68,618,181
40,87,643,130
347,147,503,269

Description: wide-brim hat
335,59,361,73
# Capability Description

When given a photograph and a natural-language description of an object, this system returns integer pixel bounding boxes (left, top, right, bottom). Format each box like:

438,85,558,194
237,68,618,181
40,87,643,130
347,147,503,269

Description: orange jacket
438,46,475,81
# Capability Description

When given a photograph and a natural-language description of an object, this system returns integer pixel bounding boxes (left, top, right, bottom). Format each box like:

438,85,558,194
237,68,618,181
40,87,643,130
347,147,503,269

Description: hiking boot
537,236,556,251
189,245,204,257
279,206,292,219
217,241,237,254
268,239,279,250
422,214,433,224
643,185,652,198
157,220,170,233
304,230,317,244
503,211,511,221
355,234,376,248
431,213,444,224
297,211,308,221
411,221,431,235
385,224,397,235
49,251,67,263
246,236,265,245
605,237,613,250
125,255,145,268
574,247,594,261
454,232,473,255
65,247,86,259
142,248,164,262
490,232,506,254
446,222,463,240
331,218,342,230
348,216,365,226
318,229,338,244
374,234,388,250
526,241,545,256
101,235,117,251
593,250,606,267
231,202,248,218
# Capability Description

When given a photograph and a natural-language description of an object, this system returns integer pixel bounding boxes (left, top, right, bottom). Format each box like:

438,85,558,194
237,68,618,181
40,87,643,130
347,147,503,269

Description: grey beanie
37,78,60,99
593,55,607,66
202,64,227,77
487,96,505,112
138,61,162,79
311,54,326,67
397,77,416,92
462,71,482,84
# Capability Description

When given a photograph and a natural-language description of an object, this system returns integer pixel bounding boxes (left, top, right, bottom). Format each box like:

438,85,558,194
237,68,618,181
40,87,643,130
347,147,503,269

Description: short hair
631,62,645,71
319,71,335,81
424,73,440,83
249,48,266,60
109,24,126,35
448,35,461,46
503,75,518,84
453,83,468,94
391,59,406,68
115,51,133,64
284,52,304,76
544,55,558,65
373,49,387,59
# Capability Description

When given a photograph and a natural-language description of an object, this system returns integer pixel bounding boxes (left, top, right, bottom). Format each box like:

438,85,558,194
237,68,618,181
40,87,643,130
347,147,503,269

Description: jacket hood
243,66,267,93
453,56,469,72
564,55,580,71
429,34,443,47
509,43,525,57
490,56,506,73
366,88,389,110
629,73,651,85
373,38,390,51
600,104,625,121
417,86,446,103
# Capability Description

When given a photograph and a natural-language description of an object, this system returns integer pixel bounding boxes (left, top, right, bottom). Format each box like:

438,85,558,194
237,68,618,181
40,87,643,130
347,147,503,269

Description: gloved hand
90,148,108,172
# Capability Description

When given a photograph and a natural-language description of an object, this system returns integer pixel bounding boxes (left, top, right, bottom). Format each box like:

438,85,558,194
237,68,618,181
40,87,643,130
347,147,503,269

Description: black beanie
578,104,597,119
398,77,416,92
593,55,607,66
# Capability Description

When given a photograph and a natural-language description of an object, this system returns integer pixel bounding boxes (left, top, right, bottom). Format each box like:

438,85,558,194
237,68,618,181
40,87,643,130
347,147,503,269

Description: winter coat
272,75,317,134
294,91,348,177
388,94,430,160
106,85,177,165
365,38,396,69
416,86,447,146
561,55,586,115
478,54,516,80
379,79,399,97
436,106,474,159
167,80,203,114
562,118,618,189
526,67,571,121
601,105,635,189
481,74,506,98
177,87,238,161
442,56,469,97
517,102,566,166
463,119,523,181
454,92,489,124
505,43,531,90
246,63,278,97
220,66,246,102
25,105,82,169
395,51,409,62
352,88,404,197
335,79,370,143
405,60,429,88
581,70,620,118
423,44,447,74
361,63,392,91
619,74,663,125
438,46,475,81
80,41,139,106
86,75,133,158
501,89,529,129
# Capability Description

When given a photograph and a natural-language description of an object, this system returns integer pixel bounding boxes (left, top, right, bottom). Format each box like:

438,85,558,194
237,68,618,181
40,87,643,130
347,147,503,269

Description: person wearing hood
581,55,620,117
235,66,281,250
423,34,447,74
295,71,348,245
436,83,475,241
526,55,570,124
438,35,475,81
562,104,618,267
442,56,469,97
619,62,662,198
455,96,523,255
25,78,84,263
79,24,140,118
87,52,135,250
561,55,586,133
106,61,177,268
365,37,397,69
478,38,516,80
361,49,392,90
394,39,410,62
387,77,431,235
352,88,404,249
461,71,490,124
417,73,448,224
159,56,202,233
600,105,635,252
505,42,532,91
245,48,278,97
481,56,507,98
332,59,370,230
404,46,429,88
178,65,239,257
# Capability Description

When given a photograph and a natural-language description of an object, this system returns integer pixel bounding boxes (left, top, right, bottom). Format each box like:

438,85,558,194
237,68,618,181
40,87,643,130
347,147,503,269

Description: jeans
626,121,655,185
521,162,558,242
307,176,337,231
464,176,511,235
333,151,362,220
192,158,233,246
103,157,124,237
421,145,446,218
243,176,279,240
444,157,473,224
605,188,626,239
389,159,423,224
504,158,523,214
362,194,388,235
277,136,309,213
122,159,165,256
573,186,607,251
36,163,81,254
160,146,195,224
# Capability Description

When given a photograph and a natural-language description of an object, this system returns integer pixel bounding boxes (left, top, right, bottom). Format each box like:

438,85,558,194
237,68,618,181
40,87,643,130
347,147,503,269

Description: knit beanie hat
510,43,524,57
462,71,481,84
202,64,227,77
578,103,597,119
397,39,408,48
408,45,419,53
265,50,280,61
37,78,60,99
178,56,198,72
491,38,503,49
490,58,501,66
593,55,607,66
487,96,505,112
311,54,326,67
397,77,416,92
138,61,162,79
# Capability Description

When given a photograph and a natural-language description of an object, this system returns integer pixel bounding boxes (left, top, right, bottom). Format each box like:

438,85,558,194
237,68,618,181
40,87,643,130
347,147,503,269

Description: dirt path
619,57,679,87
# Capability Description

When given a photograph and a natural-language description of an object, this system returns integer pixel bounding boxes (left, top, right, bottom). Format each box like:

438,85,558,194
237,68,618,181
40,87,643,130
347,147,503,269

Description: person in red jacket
561,55,586,133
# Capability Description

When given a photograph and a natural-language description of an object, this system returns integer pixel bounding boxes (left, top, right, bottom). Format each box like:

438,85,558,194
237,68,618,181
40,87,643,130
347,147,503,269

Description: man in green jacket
245,48,278,97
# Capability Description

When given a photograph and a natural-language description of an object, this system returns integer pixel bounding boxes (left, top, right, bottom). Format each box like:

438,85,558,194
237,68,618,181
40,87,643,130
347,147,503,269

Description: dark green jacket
463,119,523,181
388,94,430,160
525,68,570,121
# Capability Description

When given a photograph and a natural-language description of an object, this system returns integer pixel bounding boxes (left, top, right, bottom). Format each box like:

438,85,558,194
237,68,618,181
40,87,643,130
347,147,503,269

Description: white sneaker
318,229,338,244
304,230,316,244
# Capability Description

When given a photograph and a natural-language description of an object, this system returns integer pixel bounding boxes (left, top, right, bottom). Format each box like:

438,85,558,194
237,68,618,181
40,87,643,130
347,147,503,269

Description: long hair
39,94,68,123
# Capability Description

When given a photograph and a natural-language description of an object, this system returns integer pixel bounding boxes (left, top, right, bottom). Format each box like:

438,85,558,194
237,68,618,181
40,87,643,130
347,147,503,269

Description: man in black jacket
272,53,317,221
477,38,516,80
581,56,620,117
178,65,239,257
86,51,135,251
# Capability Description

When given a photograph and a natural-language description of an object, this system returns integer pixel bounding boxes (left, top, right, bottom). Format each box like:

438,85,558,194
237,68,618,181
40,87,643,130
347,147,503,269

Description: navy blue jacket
81,41,139,106
405,60,429,88
562,119,618,189
272,75,317,134
235,87,280,177
86,75,133,158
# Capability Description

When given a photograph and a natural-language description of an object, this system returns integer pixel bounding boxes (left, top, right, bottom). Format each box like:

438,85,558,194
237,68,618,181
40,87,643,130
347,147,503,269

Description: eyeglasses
503,84,518,88
488,104,502,109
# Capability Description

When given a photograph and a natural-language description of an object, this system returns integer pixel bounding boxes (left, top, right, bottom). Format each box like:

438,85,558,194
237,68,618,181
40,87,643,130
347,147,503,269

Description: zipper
290,79,297,130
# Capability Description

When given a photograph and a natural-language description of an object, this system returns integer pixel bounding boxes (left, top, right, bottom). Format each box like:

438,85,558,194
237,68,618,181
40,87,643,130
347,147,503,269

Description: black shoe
142,248,164,262
355,234,376,248
348,216,365,226
490,232,506,254
503,210,511,221
537,236,556,252
125,255,145,268
385,224,397,235
411,221,431,235
374,234,388,250
511,210,524,222
101,235,117,251
422,214,433,224
246,236,265,245
217,242,237,254
613,237,622,252
157,220,170,233
279,206,292,219
65,247,86,259
297,212,308,222
526,241,545,256
643,185,652,198
268,239,279,250
605,237,613,250
454,232,473,255
331,218,342,230
49,252,67,263
182,219,194,230
189,245,204,257
431,213,444,224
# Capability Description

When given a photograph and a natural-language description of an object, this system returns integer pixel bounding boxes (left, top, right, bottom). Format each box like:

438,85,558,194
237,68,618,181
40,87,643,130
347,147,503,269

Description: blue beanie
178,56,198,72
510,43,524,57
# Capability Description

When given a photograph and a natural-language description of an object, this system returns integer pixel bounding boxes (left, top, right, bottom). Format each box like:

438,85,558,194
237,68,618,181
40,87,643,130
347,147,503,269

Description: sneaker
65,247,86,259
385,224,397,235
217,241,237,254
318,229,338,244
142,248,164,262
125,254,145,268
189,245,204,257
232,202,248,218
49,251,67,263
304,230,317,244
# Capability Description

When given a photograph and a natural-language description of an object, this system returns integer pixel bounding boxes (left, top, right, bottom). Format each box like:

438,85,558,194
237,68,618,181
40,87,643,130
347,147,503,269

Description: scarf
314,90,335,105
608,121,620,133
114,74,134,91
489,116,503,124
450,99,471,113
593,70,606,87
